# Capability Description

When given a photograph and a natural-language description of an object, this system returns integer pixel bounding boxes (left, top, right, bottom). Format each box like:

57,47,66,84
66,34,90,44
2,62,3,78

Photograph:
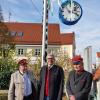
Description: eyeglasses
73,61,81,65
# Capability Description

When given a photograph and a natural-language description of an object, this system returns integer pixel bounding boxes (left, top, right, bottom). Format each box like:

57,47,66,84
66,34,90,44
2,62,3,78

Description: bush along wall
0,58,18,90
0,70,13,89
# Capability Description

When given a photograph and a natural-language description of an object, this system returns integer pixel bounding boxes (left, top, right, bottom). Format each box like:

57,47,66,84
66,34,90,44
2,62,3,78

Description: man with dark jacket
66,55,93,100
38,54,64,100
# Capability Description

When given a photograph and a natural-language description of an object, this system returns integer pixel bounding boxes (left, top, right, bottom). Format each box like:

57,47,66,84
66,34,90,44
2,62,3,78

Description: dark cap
72,55,83,62
18,59,28,65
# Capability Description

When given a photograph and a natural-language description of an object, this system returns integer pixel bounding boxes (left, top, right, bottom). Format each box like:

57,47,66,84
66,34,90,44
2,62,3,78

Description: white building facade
5,22,76,63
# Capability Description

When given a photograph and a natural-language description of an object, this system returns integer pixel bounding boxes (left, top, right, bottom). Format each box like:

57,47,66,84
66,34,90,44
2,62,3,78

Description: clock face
59,1,83,25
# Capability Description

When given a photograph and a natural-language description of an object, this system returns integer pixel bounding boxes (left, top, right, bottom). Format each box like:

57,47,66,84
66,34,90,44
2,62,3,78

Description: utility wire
3,7,42,22
4,9,26,20
2,0,42,22
30,0,42,22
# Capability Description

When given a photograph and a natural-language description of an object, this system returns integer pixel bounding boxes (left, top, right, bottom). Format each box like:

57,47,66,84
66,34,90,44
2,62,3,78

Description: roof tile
97,52,100,58
5,22,75,45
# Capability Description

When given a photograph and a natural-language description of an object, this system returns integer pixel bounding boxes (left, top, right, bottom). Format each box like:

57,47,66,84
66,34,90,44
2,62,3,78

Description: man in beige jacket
8,59,37,100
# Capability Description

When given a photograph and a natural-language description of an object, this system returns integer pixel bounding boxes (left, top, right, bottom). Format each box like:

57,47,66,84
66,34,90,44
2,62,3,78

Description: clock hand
65,6,71,13
72,10,80,17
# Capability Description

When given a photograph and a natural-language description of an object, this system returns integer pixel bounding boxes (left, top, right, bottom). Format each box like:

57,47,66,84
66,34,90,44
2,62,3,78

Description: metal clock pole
41,0,49,66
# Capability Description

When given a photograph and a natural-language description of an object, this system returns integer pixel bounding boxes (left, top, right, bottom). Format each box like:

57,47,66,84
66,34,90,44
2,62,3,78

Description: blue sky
1,0,100,63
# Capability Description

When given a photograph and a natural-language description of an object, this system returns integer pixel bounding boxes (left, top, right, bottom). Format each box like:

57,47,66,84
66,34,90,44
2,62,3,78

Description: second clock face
59,1,83,25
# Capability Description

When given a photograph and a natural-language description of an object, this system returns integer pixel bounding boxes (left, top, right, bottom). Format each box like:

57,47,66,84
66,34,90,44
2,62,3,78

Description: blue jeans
44,96,49,100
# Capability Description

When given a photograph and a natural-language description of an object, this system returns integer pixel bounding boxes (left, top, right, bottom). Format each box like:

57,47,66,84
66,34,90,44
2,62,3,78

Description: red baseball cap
72,55,83,62
18,59,28,65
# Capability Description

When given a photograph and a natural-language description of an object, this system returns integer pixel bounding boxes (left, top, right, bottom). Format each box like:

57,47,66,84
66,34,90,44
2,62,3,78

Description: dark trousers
23,94,33,100
44,96,49,100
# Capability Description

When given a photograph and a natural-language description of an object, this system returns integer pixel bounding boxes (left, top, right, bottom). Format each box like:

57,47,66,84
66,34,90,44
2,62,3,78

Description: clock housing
59,1,83,25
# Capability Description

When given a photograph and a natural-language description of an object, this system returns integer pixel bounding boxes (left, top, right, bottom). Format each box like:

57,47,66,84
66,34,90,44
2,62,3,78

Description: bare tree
0,5,15,58
0,5,3,21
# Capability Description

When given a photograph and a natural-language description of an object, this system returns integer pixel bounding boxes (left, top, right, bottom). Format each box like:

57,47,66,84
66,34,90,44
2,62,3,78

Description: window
34,49,41,56
48,49,52,54
17,32,23,36
64,47,67,51
48,48,58,57
64,47,67,54
18,49,24,55
10,32,16,36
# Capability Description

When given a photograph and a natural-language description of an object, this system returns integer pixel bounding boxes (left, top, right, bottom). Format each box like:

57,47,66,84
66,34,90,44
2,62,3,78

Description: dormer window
17,32,23,36
10,32,16,36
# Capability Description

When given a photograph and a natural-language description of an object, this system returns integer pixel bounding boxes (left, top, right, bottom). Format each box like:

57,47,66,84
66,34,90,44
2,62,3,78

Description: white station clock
59,1,83,25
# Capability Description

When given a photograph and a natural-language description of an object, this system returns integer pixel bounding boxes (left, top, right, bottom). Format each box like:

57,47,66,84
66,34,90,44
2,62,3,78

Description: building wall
84,46,92,73
61,45,73,58
96,56,100,67
14,44,74,63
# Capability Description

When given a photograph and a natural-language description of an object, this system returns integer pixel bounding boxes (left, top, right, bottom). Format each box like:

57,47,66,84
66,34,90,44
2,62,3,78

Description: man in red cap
8,59,37,100
66,55,93,100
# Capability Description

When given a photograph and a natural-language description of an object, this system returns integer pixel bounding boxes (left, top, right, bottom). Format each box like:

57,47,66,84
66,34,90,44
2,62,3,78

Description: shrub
0,70,13,89
0,58,18,89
